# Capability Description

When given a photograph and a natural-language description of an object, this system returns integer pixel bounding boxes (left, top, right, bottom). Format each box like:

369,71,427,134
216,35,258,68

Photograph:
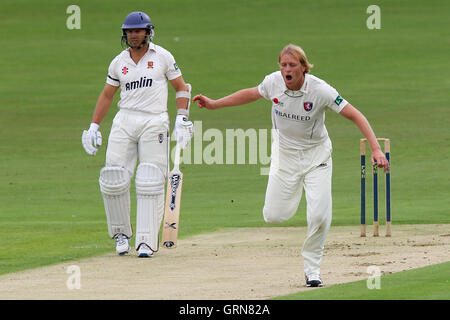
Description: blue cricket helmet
121,11,153,30
121,11,155,48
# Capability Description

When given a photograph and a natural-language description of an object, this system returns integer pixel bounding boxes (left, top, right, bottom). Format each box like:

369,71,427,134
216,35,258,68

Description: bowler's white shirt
258,72,348,150
106,42,182,114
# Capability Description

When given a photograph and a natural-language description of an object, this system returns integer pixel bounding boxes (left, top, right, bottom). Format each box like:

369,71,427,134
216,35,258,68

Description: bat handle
173,143,181,172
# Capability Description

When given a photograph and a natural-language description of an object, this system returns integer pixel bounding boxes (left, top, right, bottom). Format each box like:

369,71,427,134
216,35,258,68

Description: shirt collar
148,42,157,52
124,43,156,65
299,73,309,93
125,42,156,55
283,73,309,97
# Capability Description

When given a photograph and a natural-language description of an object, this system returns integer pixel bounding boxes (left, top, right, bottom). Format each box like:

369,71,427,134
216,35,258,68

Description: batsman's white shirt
258,72,348,277
258,72,347,150
106,42,182,114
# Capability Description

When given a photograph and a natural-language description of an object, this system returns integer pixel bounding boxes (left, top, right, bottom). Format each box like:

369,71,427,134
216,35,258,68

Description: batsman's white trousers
263,138,332,277
103,109,169,247
105,110,169,175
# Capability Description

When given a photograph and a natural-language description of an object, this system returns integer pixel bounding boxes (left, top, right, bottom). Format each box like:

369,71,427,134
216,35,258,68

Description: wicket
360,138,391,237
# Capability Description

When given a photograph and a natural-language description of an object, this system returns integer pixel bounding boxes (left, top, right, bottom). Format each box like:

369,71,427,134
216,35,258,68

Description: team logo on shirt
173,63,179,70
122,67,128,75
334,95,343,106
275,109,310,122
125,77,153,91
304,102,313,111
148,61,154,68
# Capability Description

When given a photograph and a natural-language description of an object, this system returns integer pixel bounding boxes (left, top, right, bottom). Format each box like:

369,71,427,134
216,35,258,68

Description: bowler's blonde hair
279,44,313,73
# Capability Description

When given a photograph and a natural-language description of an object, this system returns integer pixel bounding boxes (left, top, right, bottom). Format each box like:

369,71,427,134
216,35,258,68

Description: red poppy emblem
273,98,279,104
122,67,128,75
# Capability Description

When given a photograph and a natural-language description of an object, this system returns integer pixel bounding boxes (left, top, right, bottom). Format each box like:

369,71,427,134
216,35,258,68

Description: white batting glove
82,123,102,156
173,115,193,149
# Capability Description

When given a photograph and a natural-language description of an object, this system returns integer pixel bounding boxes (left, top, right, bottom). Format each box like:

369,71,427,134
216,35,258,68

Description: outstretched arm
339,103,390,172
193,87,262,110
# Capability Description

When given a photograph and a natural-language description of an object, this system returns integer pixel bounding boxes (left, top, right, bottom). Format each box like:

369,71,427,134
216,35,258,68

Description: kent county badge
304,102,313,111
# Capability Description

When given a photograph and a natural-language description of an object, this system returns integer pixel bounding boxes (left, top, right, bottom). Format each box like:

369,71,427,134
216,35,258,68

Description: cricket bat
162,143,183,249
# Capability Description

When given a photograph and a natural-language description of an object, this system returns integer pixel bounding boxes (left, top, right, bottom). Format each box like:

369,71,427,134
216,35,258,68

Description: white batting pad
99,166,132,238
135,163,165,251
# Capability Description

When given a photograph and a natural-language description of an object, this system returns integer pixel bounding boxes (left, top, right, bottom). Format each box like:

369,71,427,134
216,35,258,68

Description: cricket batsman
82,11,193,258
193,44,389,287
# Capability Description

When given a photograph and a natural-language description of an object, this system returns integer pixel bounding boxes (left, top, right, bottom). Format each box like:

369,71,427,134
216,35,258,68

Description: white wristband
89,123,99,131
177,108,189,117
176,91,191,99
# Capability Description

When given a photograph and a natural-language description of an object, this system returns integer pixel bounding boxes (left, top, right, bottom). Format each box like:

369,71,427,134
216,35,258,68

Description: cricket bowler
82,11,193,258
193,44,389,287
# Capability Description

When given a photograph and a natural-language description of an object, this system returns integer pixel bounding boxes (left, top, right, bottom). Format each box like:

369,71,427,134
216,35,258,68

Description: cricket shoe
114,234,130,255
137,243,153,258
305,274,323,287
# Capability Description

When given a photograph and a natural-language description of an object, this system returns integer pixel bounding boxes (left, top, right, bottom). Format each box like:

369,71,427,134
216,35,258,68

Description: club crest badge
304,102,313,111
148,61,154,68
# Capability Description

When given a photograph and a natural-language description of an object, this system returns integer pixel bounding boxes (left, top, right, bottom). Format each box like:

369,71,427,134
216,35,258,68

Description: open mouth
285,75,292,81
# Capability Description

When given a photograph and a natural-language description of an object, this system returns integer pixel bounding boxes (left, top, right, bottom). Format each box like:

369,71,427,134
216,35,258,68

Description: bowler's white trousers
263,138,332,277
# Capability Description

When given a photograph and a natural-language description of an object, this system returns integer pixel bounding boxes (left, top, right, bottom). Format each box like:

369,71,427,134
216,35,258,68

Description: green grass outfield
0,0,449,299
276,261,450,300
